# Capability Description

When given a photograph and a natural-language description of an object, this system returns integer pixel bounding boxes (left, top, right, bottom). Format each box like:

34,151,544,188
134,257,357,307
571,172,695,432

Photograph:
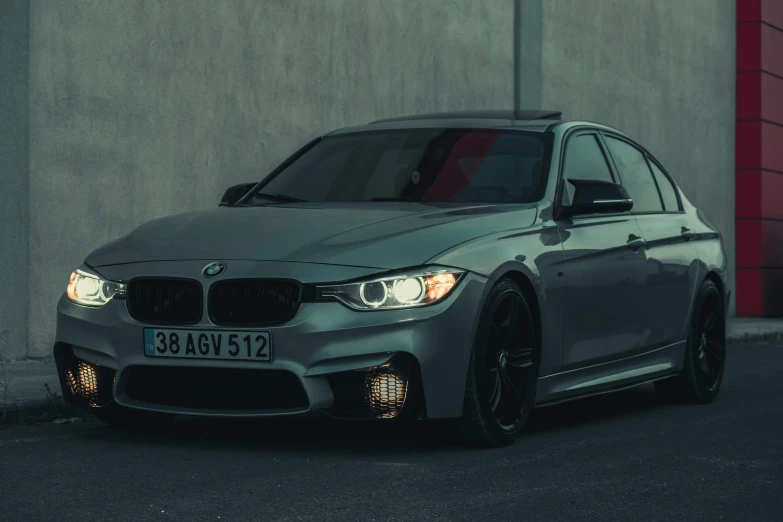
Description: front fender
427,224,567,377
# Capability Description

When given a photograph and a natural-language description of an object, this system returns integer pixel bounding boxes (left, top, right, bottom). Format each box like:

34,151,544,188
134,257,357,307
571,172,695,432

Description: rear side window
561,134,614,204
648,160,680,211
604,137,663,213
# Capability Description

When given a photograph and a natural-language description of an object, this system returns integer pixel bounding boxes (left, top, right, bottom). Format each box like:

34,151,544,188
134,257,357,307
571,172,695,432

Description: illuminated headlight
317,268,464,310
66,269,126,307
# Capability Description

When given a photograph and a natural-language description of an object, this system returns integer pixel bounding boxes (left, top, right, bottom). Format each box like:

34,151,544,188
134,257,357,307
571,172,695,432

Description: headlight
317,268,464,310
66,269,126,307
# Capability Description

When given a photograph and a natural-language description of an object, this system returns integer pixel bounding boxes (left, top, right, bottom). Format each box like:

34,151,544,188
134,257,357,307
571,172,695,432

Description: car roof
324,110,631,139
372,109,563,123
326,110,563,136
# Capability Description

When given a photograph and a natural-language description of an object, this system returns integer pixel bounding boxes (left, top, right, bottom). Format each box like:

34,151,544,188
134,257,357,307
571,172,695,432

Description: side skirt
534,340,686,406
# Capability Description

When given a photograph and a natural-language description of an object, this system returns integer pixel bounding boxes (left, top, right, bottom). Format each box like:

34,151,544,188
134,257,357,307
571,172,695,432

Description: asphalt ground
1,341,781,521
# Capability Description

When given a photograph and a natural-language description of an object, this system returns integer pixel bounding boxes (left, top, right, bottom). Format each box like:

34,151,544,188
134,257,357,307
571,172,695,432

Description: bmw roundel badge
202,262,226,278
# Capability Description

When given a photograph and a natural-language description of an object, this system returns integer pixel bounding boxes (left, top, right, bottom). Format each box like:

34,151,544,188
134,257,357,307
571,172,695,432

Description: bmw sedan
55,110,729,447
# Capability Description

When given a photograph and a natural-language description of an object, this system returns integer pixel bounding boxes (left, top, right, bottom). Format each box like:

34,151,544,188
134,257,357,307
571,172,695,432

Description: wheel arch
500,269,543,351
682,270,727,344
480,257,561,377
704,271,724,303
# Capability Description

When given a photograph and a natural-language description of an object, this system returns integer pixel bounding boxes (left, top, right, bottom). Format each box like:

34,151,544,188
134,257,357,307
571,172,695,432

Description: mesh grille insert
368,372,407,418
326,364,410,419
60,348,116,407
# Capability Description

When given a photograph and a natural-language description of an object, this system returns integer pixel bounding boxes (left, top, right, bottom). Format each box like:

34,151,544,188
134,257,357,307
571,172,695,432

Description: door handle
681,226,695,241
626,234,645,251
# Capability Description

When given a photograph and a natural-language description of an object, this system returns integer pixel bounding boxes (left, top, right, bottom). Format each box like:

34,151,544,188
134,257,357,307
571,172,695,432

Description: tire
91,402,175,429
459,277,540,447
655,279,726,404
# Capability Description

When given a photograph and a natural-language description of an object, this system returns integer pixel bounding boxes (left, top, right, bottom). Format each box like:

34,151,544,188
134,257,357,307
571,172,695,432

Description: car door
602,135,699,349
556,131,649,370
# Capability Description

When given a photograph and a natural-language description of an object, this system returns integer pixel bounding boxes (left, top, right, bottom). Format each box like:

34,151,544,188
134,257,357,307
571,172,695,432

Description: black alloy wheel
487,293,536,430
461,278,539,447
656,279,726,403
693,290,726,393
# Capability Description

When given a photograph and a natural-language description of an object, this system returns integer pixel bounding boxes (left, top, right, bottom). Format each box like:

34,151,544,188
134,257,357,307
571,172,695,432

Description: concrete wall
5,0,738,360
535,0,737,311
0,0,30,361
25,0,515,358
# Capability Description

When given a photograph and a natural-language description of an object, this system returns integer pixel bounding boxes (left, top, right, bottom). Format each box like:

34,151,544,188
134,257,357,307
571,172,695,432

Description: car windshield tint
248,129,553,204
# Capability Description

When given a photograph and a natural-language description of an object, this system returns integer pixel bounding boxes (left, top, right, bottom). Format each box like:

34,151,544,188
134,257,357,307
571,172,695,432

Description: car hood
86,202,538,269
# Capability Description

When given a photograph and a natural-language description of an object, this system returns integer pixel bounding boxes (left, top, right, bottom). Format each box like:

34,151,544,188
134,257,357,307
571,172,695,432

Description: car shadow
85,383,677,454
89,415,459,456
525,383,667,435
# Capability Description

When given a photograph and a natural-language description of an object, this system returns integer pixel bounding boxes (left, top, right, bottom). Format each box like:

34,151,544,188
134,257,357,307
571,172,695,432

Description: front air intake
123,366,309,411
325,356,422,419
58,346,116,407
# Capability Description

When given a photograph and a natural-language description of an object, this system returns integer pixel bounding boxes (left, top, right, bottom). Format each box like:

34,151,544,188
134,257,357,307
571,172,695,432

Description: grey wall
535,0,737,311
6,0,738,360
0,0,29,361
25,0,515,358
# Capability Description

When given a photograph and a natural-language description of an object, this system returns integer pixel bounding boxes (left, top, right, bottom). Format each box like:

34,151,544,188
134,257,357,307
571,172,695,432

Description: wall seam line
736,168,783,176
736,19,783,34
736,118,783,129
737,69,783,81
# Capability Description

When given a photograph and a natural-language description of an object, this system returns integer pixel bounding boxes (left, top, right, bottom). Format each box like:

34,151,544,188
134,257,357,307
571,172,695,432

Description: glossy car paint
85,203,539,269
56,262,490,418
54,116,729,418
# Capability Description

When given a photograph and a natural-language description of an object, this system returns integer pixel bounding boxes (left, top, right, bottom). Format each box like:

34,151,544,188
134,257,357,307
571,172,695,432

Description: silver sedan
54,110,728,447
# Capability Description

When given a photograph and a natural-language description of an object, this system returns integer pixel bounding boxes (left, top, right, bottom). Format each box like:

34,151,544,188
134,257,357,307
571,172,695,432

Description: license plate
143,328,272,361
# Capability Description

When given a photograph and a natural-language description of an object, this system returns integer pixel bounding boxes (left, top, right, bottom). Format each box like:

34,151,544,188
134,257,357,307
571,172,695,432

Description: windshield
246,128,553,204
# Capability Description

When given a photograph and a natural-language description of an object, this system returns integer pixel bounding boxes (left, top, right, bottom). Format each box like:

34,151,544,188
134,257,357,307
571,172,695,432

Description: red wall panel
736,121,783,172
736,269,763,316
736,170,783,220
737,22,783,77
737,71,783,124
737,0,783,30
736,5,783,316
736,219,783,267
736,269,783,317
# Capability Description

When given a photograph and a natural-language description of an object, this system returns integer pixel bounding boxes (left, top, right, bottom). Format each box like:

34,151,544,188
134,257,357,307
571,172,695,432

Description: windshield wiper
251,192,308,203
371,197,415,202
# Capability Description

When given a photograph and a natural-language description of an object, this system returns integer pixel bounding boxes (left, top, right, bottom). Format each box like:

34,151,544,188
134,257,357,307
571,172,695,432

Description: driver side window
561,134,615,204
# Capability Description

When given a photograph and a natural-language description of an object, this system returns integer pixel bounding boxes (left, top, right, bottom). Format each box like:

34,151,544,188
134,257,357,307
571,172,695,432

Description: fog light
79,362,98,394
368,371,407,418
77,362,99,396
60,347,117,408
65,369,78,396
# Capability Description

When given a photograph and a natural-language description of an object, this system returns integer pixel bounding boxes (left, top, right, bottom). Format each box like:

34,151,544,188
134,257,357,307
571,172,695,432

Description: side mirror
559,179,633,219
219,183,256,206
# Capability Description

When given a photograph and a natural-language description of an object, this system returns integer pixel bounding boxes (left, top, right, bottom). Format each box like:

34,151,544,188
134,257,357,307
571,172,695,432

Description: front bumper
54,262,489,419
